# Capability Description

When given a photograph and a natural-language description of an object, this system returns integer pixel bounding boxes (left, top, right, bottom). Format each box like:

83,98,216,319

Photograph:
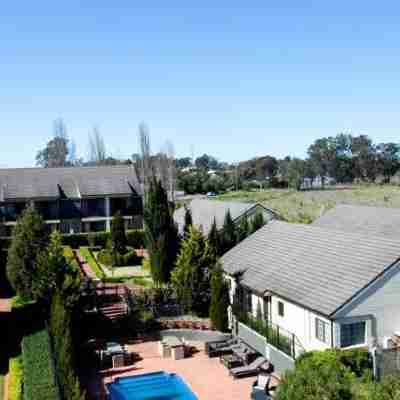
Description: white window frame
315,317,329,344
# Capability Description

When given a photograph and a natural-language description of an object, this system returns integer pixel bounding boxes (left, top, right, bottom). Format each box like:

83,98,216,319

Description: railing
235,311,297,358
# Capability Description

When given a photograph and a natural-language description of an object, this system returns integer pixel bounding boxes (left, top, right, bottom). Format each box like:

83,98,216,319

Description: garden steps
99,303,127,320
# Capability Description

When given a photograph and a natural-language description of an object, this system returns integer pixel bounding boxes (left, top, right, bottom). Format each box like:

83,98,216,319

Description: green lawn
217,185,400,223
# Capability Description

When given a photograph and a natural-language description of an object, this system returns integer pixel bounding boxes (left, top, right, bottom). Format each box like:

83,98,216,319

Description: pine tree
111,211,127,254
220,210,237,253
209,263,230,332
144,178,179,284
183,206,193,239
171,226,214,316
251,211,265,233
208,217,220,257
236,214,250,243
6,206,48,300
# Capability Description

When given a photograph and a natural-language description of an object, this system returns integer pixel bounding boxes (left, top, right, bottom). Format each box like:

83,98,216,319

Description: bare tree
138,122,152,188
88,126,107,165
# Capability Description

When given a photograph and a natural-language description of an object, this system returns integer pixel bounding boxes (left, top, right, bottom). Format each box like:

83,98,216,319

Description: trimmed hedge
8,356,23,400
79,247,106,279
97,248,143,267
22,330,60,400
1,229,145,250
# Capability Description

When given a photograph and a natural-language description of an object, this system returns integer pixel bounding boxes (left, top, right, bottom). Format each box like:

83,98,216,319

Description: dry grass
217,185,400,223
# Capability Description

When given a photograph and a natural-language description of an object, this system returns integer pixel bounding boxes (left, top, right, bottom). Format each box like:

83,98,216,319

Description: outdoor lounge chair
230,356,266,379
232,344,257,364
206,338,239,357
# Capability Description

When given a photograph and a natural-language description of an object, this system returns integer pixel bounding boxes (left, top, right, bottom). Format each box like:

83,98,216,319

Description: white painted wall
269,295,332,352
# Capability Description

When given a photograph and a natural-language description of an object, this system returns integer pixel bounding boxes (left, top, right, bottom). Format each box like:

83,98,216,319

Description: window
340,321,366,348
315,318,329,344
246,290,252,312
278,301,284,317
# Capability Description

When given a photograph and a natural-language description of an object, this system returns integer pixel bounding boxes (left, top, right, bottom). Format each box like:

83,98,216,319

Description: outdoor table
105,342,124,355
159,336,185,360
220,354,244,369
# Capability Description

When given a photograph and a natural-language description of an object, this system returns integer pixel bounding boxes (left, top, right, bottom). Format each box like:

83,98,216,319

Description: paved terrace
93,339,279,400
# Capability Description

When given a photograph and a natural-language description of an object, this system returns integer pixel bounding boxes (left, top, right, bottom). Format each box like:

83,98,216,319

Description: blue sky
1,1,400,167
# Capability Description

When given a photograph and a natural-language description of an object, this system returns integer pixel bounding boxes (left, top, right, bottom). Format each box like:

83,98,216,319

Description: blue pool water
108,371,198,400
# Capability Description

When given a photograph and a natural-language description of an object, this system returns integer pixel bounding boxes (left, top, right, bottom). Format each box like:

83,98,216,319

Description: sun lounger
206,338,239,357
230,356,266,379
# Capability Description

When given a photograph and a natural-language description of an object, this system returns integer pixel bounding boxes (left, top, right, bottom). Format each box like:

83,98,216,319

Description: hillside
216,185,400,223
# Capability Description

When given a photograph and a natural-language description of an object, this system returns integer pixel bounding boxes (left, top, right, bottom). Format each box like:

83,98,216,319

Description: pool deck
98,339,279,400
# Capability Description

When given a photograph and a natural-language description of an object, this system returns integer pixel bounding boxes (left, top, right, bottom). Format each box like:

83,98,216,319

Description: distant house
0,166,143,236
221,210,400,373
173,198,277,236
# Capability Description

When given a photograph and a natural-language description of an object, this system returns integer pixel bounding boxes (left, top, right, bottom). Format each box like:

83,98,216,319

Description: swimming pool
108,371,198,400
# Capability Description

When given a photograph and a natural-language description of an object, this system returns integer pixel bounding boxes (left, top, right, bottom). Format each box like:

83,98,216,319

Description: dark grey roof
0,166,141,201
173,199,266,235
313,204,400,238
221,220,400,317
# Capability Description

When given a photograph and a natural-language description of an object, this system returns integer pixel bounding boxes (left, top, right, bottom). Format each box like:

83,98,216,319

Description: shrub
126,229,145,248
22,330,60,400
79,247,105,279
97,248,143,267
8,356,23,400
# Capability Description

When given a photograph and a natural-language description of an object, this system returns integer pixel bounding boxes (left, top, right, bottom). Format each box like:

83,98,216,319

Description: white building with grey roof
0,165,143,235
173,198,277,236
221,206,400,373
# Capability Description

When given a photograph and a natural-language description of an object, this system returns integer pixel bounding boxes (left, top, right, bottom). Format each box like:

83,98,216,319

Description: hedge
8,356,23,400
79,247,106,279
1,229,145,250
22,330,60,400
97,248,143,267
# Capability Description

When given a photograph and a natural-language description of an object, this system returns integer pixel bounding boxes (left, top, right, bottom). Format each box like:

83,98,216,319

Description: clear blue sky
1,1,400,167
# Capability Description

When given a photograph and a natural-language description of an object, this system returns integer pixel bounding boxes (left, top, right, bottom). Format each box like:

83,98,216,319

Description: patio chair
230,356,266,379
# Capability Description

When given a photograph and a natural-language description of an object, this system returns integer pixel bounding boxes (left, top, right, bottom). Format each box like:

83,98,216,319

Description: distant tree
376,142,400,182
88,126,107,165
36,118,70,168
209,263,230,332
6,206,48,300
208,218,221,257
307,137,337,187
144,178,179,284
287,158,307,190
220,210,237,253
236,215,250,243
176,157,192,169
250,211,265,233
183,206,193,239
111,211,127,254
195,154,219,170
171,226,214,316
351,135,377,181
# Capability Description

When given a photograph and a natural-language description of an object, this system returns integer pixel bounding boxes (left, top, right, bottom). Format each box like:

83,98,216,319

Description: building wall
333,262,400,348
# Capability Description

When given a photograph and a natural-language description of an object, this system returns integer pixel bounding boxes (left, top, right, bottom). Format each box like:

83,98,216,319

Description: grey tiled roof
221,220,400,317
173,199,264,235
0,165,141,201
313,204,400,238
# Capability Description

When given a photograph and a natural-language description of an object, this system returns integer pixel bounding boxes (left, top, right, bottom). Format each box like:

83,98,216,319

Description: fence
236,321,295,374
376,347,400,379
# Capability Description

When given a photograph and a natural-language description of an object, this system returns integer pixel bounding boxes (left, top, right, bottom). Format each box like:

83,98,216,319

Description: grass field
217,185,400,223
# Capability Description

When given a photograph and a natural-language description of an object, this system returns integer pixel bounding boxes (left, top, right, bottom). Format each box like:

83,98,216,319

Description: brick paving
100,340,279,400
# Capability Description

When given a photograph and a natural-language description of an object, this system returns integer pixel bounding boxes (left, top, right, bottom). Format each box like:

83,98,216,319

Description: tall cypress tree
251,211,265,233
209,263,230,332
208,217,220,257
144,178,179,284
111,211,127,254
183,206,193,239
220,210,237,254
236,214,250,243
6,206,48,300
